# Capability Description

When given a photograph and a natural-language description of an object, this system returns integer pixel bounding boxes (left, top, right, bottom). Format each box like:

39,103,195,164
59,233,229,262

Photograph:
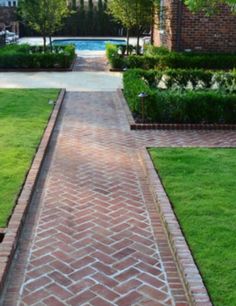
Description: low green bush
106,43,125,69
125,68,236,92
0,44,76,69
117,44,135,56
123,69,236,124
106,44,236,70
160,53,236,70
0,44,31,53
144,44,170,56
125,53,236,70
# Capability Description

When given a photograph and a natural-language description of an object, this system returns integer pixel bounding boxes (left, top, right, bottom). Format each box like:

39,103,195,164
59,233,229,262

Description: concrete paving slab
0,72,123,91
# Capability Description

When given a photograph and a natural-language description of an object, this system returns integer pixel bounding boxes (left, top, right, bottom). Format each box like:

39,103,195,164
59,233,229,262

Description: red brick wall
153,0,236,53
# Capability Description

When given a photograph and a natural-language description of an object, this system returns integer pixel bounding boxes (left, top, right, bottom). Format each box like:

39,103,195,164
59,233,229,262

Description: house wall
153,0,236,53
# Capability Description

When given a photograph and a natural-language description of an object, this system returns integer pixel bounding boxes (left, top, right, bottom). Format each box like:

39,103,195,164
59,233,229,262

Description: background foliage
20,0,123,37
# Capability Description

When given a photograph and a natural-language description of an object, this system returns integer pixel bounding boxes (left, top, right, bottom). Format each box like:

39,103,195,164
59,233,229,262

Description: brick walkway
2,92,236,306
74,57,109,71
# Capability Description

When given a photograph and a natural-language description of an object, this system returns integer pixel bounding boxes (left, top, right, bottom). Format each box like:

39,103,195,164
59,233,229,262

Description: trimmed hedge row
0,44,76,69
128,53,236,70
130,68,236,92
123,69,236,124
106,44,236,70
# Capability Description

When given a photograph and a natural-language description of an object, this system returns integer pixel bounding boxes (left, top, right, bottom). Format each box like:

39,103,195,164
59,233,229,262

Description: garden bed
0,44,76,71
121,69,236,129
148,148,236,306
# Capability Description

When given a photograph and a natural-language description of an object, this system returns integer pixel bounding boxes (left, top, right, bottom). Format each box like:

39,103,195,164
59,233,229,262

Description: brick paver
2,91,236,306
74,57,109,71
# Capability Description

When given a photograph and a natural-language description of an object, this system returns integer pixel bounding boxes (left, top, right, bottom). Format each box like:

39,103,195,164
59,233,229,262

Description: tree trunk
136,29,140,55
49,36,53,52
43,35,46,52
126,29,130,55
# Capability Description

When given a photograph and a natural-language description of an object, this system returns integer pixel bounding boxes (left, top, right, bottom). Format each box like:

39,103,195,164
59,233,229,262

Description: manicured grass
149,148,236,306
0,89,59,228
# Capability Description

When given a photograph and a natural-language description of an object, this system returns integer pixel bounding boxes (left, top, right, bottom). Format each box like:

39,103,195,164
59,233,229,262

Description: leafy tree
184,0,236,14
107,0,134,52
19,0,69,50
103,0,118,36
107,0,153,54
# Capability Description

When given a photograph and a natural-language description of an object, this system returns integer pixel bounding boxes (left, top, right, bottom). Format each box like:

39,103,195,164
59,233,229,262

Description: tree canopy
184,0,236,13
107,0,154,53
19,0,69,49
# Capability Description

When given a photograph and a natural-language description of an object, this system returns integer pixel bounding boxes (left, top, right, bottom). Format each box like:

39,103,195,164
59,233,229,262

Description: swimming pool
53,39,126,51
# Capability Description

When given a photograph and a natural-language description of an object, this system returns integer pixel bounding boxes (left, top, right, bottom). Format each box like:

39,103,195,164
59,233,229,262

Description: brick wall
153,0,236,53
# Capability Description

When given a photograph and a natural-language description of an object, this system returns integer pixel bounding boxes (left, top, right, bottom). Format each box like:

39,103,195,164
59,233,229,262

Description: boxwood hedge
106,44,236,70
123,69,236,124
0,44,76,69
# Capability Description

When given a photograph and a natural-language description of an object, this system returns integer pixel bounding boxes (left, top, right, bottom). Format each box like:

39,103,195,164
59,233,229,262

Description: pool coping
117,89,236,130
140,148,212,306
0,89,66,295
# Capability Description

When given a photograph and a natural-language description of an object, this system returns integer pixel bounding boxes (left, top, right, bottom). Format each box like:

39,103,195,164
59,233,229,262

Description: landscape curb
0,88,66,295
140,149,212,306
117,89,236,130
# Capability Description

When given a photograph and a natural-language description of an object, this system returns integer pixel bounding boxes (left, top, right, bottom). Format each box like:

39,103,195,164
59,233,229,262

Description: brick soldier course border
117,89,236,131
0,89,66,296
140,149,212,306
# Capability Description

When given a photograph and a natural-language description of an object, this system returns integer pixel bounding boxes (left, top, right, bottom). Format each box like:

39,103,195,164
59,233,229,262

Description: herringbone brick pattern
2,92,236,306
74,57,109,71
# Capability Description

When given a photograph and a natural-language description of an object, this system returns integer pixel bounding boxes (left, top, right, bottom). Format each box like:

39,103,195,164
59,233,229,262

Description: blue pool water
53,39,126,51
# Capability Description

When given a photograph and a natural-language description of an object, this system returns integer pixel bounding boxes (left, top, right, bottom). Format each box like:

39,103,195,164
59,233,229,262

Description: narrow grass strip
0,89,59,228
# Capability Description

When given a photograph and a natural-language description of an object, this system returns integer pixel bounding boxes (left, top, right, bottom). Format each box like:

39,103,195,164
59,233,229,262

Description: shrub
116,44,135,56
106,43,125,69
123,69,236,124
213,70,236,93
123,69,151,112
160,53,236,70
106,44,236,70
144,44,170,56
0,44,76,69
126,68,236,92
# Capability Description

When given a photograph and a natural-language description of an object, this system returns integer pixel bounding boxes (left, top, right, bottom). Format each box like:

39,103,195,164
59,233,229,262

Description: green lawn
0,89,59,228
149,148,236,306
